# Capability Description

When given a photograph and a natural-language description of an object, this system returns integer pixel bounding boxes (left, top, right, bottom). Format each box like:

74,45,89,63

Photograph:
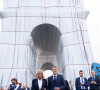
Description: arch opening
31,23,63,73
41,62,54,71
31,23,61,56
41,62,53,79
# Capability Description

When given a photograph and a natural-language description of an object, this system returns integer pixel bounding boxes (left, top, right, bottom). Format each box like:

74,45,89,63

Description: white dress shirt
80,77,85,89
25,88,28,90
53,74,57,80
38,79,42,89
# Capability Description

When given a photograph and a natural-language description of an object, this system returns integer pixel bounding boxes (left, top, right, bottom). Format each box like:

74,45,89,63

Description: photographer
9,78,21,90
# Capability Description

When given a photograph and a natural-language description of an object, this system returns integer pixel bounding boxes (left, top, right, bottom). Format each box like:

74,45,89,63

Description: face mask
12,82,15,85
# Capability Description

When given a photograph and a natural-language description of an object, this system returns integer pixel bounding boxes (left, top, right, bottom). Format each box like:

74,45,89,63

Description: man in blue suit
75,70,89,90
48,66,66,90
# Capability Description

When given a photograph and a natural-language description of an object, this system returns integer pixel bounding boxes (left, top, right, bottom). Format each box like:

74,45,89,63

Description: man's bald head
91,70,95,76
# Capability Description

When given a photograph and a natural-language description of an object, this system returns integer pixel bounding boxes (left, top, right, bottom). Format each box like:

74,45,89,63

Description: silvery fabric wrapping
0,0,93,89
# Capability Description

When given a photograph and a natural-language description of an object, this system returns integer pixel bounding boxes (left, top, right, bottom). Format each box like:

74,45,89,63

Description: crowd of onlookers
0,66,100,90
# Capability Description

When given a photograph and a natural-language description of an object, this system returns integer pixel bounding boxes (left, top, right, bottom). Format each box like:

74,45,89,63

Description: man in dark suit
48,66,66,90
75,70,89,90
88,70,100,90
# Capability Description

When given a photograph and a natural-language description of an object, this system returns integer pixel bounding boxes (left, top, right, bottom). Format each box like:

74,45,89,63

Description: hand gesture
81,83,84,85
54,87,60,90
90,81,94,84
93,81,96,84
42,88,46,90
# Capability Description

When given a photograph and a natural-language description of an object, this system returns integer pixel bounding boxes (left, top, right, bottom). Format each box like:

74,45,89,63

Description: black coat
31,79,47,90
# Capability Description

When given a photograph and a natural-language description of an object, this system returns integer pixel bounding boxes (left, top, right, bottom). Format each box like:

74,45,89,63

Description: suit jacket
48,74,66,90
88,76,100,90
64,80,70,90
9,84,21,90
75,77,89,90
31,79,47,90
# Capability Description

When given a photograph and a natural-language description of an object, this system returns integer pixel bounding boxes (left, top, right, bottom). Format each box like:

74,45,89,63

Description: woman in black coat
31,70,47,90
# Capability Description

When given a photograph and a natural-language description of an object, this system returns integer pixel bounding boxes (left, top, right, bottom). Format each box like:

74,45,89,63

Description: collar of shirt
53,74,57,77
80,77,84,79
80,77,84,83
53,74,57,80
92,76,95,78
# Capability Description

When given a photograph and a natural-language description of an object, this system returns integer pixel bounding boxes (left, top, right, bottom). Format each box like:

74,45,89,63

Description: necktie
54,76,56,81
92,77,95,89
81,78,84,90
92,77,95,81
54,76,57,86
93,77,95,81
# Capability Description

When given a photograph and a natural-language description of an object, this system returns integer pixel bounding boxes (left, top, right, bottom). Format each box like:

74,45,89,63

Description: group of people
31,66,100,90
0,66,100,90
76,70,100,90
31,66,70,90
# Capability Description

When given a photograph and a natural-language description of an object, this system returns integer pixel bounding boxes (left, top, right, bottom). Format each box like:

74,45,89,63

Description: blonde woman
31,70,47,90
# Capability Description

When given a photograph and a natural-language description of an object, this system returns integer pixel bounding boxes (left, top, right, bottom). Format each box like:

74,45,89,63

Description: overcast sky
0,0,3,34
84,0,100,63
0,0,100,63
